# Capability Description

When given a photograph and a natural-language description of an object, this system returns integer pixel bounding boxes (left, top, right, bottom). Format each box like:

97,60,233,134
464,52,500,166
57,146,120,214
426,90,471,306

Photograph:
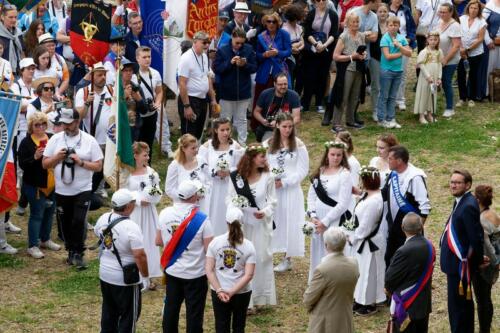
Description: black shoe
168,120,173,126
354,118,364,125
331,126,344,134
355,305,378,316
346,122,364,129
66,251,74,266
352,302,362,312
321,117,332,126
73,253,88,270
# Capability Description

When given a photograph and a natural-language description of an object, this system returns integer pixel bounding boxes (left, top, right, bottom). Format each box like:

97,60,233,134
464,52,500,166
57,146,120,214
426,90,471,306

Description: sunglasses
203,40,211,45
43,86,55,92
34,122,48,128
316,0,327,2
266,20,277,24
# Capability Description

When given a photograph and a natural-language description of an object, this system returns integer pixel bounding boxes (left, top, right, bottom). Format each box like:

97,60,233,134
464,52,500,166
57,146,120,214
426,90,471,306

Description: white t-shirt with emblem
94,212,144,286
74,84,113,144
158,202,214,279
43,130,103,195
206,233,256,294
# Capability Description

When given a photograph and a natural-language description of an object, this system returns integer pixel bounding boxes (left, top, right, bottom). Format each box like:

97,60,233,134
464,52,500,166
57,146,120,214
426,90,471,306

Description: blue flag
140,0,165,74
0,93,21,184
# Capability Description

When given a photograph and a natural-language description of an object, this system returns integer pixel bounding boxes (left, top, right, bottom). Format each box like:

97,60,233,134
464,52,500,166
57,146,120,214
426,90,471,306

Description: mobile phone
39,139,47,148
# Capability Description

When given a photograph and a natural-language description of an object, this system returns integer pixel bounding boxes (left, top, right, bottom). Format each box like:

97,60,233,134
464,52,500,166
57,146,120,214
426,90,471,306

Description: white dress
369,156,390,188
306,168,353,281
351,192,386,305
198,140,243,236
126,166,163,278
227,172,277,306
264,138,309,257
344,155,361,256
165,159,211,214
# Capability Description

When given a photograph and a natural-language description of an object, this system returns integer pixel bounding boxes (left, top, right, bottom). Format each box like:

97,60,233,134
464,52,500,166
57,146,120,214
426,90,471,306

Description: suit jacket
125,31,141,64
385,235,433,320
440,191,484,276
304,253,359,333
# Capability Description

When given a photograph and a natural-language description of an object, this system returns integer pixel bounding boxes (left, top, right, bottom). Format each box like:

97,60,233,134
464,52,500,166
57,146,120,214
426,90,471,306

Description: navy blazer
124,31,141,63
440,191,484,276
213,42,257,101
385,235,433,320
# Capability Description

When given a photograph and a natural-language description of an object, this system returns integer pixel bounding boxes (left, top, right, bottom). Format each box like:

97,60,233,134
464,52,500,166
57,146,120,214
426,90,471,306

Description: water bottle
463,59,470,72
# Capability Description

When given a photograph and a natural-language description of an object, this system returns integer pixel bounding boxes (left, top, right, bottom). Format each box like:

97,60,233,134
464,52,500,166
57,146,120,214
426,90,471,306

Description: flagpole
159,89,164,151
0,91,34,99
115,56,122,190
115,156,121,190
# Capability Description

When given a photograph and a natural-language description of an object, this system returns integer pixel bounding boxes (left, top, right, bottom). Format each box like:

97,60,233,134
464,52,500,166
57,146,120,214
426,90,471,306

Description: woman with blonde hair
226,143,277,310
126,141,163,289
166,134,210,213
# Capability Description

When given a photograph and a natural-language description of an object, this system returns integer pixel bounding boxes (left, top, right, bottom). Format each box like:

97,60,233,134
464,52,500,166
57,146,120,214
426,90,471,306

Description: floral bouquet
142,184,163,204
231,195,250,208
342,217,358,232
216,159,229,172
302,222,315,236
271,167,284,179
196,185,207,199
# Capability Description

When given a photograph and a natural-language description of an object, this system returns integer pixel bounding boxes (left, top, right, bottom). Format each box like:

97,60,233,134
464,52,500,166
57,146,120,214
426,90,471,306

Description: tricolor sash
391,239,435,331
445,214,472,299
160,208,206,270
390,171,418,215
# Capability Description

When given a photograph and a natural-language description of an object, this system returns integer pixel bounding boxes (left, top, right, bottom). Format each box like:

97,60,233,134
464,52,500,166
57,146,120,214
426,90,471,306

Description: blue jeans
442,64,457,110
23,183,55,248
377,70,402,122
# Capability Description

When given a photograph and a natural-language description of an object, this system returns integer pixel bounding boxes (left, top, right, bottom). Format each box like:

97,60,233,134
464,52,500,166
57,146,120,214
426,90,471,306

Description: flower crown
246,145,267,154
359,165,380,178
324,141,347,150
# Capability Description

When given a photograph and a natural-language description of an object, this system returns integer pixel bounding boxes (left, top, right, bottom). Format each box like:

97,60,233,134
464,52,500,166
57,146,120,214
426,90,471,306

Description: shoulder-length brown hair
211,117,233,150
236,143,269,180
24,19,44,57
268,112,296,154
311,145,350,180
464,0,483,18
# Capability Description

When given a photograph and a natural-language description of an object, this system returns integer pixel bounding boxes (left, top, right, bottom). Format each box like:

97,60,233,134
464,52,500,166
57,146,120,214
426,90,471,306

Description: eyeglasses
202,40,211,45
316,0,327,2
34,122,47,128
43,86,55,92
266,20,277,24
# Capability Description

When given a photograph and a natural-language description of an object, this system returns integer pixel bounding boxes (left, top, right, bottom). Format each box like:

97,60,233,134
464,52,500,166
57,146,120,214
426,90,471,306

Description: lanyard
192,49,205,73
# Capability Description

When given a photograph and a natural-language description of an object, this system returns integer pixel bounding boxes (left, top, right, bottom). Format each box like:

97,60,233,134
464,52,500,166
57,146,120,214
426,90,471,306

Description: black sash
357,194,383,254
311,175,352,225
230,171,276,230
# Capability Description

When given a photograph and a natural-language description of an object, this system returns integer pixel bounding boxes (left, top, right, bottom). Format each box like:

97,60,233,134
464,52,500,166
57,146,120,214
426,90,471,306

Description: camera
145,98,158,112
131,83,140,93
54,101,67,111
64,147,76,165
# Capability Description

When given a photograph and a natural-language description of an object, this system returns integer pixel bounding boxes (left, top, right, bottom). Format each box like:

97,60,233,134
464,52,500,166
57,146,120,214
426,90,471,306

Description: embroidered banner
187,0,218,38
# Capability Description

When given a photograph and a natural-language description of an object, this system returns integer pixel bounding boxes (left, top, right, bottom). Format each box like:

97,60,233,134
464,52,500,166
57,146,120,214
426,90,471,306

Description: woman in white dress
264,113,309,272
306,142,353,281
198,118,243,236
368,133,399,187
226,143,277,309
350,166,386,316
126,142,163,289
165,134,210,213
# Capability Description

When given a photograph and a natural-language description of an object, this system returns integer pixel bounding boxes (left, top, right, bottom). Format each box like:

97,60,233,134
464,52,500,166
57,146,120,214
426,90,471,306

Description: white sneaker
468,100,475,107
386,120,402,129
274,258,292,272
0,243,18,255
455,100,464,107
40,240,61,251
377,121,388,128
5,221,21,234
372,112,378,122
15,206,26,216
27,246,44,259
316,106,325,114
443,109,455,118
397,103,406,111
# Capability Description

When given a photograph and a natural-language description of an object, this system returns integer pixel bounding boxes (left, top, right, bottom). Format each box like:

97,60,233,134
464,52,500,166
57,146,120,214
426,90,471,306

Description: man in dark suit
440,169,486,333
124,12,143,63
385,213,435,333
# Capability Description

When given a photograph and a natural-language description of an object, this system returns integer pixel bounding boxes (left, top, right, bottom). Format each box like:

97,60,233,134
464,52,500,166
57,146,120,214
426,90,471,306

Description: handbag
309,10,329,49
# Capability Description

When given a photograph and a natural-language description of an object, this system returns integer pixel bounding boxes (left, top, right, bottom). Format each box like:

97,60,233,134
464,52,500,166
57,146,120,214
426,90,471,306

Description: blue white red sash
445,214,472,299
390,171,418,214
391,238,435,331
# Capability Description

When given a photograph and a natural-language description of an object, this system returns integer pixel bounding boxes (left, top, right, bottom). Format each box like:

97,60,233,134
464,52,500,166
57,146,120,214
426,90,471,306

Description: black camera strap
137,70,155,99
103,214,130,269
91,93,105,137
61,132,82,185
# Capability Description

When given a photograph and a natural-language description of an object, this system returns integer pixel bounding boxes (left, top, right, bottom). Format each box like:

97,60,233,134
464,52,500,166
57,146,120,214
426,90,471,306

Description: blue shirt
380,32,408,72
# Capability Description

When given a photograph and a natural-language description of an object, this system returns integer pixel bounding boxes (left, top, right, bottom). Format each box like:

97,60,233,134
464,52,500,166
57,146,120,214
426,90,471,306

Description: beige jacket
304,252,359,333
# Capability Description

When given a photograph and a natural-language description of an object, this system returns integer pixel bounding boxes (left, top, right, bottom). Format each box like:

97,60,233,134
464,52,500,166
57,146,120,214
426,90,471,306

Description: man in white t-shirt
42,109,103,269
157,179,214,333
178,31,217,140
95,189,149,333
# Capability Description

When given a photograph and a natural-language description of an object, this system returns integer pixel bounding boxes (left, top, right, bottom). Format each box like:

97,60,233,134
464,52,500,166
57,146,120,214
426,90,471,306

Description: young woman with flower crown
306,142,353,281
263,113,309,272
198,118,244,236
350,166,386,316
226,143,277,309
368,133,399,187
125,142,163,289
165,134,211,213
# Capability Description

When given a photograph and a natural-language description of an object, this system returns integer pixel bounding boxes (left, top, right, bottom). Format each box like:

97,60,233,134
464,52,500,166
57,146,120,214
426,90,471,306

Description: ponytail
228,221,244,248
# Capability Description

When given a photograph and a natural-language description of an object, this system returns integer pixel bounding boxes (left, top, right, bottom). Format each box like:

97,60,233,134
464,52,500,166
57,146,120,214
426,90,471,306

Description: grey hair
402,213,423,235
323,227,346,253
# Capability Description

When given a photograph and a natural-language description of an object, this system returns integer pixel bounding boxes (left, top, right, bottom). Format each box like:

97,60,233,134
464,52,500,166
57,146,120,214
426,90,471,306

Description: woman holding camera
18,112,61,259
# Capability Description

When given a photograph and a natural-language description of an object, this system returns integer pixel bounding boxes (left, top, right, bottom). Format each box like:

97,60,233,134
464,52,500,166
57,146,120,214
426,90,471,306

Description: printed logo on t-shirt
218,246,242,272
223,248,237,269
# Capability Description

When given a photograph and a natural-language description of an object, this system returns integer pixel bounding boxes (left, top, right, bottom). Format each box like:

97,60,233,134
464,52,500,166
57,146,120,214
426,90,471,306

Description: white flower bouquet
142,184,163,204
302,222,315,236
271,167,284,179
231,195,250,208
216,159,229,172
342,218,357,231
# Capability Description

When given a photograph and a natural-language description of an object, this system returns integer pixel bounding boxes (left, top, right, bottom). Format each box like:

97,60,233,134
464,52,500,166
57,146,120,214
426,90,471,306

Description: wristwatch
183,104,191,108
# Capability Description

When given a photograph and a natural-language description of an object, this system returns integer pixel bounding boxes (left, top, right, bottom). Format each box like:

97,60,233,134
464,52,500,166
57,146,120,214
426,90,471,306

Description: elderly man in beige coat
303,227,359,333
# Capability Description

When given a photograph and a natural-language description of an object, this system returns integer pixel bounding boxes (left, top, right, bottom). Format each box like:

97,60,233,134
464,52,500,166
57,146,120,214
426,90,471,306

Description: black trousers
457,54,482,101
138,112,158,161
177,96,208,140
211,290,252,333
163,274,208,333
385,222,405,268
55,191,91,254
393,315,429,333
100,280,141,333
447,273,475,333
472,273,494,333
301,50,332,110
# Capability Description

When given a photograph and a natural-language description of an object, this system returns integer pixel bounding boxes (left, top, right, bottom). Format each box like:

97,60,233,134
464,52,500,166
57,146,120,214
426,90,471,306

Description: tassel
459,281,464,296
400,317,412,332
466,285,472,300
161,272,167,286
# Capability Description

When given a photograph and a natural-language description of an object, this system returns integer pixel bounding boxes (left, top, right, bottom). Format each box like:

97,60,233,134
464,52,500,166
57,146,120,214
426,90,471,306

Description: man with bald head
385,213,435,333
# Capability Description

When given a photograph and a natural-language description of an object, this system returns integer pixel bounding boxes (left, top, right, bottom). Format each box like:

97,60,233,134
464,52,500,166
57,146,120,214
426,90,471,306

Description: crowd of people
0,0,498,333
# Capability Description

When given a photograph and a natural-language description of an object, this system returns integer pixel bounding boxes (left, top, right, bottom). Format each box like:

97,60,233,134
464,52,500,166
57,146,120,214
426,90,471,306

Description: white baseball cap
178,180,203,200
226,207,244,224
19,57,35,69
38,32,56,44
111,189,136,208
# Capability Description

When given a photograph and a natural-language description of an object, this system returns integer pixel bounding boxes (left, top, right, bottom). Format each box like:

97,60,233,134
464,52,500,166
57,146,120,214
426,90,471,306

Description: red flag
0,162,18,213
